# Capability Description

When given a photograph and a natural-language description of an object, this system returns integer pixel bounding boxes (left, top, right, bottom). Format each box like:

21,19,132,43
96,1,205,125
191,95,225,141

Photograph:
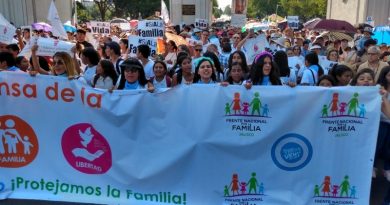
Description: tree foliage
279,0,327,21
223,5,232,16
247,0,327,21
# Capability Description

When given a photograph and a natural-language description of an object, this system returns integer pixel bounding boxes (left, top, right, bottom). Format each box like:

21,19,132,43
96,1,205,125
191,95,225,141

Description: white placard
36,37,75,56
137,20,164,37
195,19,208,30
128,35,157,56
90,21,111,35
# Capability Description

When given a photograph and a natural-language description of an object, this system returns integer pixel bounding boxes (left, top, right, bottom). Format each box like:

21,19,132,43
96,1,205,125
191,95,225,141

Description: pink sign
61,123,112,174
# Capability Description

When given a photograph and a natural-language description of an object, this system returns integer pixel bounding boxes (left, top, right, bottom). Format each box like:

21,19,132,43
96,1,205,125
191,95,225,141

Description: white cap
310,45,321,50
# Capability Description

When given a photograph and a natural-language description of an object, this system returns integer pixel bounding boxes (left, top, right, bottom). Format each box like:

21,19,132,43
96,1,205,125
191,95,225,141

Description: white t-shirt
83,65,97,86
142,59,155,80
92,75,114,89
300,65,319,86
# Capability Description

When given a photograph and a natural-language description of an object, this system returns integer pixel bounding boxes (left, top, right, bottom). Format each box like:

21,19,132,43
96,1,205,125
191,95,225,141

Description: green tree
279,0,327,21
110,0,166,19
247,0,283,19
94,0,114,21
224,5,232,15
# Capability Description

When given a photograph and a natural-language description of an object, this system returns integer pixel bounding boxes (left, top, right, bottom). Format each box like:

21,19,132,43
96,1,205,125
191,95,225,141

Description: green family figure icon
321,93,366,118
314,175,357,199
225,92,269,117
224,172,265,197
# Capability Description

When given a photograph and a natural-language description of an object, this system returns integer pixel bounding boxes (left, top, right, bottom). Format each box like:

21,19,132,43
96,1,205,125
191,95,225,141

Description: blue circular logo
271,133,313,171
0,182,4,192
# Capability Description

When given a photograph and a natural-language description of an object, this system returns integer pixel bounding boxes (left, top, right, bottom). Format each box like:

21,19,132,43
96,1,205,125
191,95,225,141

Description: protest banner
111,23,131,31
195,19,208,30
128,35,157,56
90,21,111,35
231,14,247,28
242,34,269,64
287,16,300,30
0,72,380,205
137,20,164,37
35,37,75,56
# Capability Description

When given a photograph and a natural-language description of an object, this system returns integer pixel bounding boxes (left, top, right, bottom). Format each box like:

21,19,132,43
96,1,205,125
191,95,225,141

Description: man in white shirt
137,45,154,80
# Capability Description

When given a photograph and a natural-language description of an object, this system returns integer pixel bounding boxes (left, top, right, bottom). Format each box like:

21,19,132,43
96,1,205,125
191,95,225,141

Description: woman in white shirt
91,59,118,89
164,40,177,67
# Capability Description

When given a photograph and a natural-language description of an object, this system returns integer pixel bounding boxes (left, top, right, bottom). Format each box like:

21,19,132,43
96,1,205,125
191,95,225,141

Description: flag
161,0,170,24
47,0,68,40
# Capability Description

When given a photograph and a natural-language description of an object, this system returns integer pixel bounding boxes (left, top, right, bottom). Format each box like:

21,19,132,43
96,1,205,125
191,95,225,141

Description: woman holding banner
31,45,84,83
245,51,281,88
115,58,154,92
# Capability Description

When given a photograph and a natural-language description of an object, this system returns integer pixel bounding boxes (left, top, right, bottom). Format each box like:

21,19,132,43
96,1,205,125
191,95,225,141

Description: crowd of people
0,19,390,204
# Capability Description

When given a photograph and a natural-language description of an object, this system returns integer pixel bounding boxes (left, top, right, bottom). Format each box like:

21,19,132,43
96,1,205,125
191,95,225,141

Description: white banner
128,35,157,56
195,19,208,30
90,21,111,35
137,20,164,37
0,13,16,44
36,37,75,56
242,34,269,64
0,72,381,205
231,14,247,28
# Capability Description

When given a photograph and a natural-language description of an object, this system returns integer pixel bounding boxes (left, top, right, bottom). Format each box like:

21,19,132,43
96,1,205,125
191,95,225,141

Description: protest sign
195,19,208,30
128,35,157,56
231,14,247,28
0,72,381,205
36,37,75,56
111,23,131,31
137,20,164,37
0,13,17,44
287,16,299,29
0,25,16,44
90,21,111,35
242,34,269,64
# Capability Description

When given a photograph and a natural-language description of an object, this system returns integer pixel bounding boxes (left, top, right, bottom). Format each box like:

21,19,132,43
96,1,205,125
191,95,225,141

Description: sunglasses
53,60,64,65
195,49,202,52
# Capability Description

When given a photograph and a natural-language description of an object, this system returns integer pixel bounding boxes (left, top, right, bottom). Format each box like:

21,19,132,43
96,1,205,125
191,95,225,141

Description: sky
217,0,232,9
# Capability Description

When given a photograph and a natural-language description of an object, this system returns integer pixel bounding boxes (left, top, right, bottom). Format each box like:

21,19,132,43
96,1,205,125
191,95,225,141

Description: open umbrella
63,24,76,33
110,18,128,24
373,26,390,44
304,19,356,33
32,22,52,32
303,18,320,27
322,31,353,42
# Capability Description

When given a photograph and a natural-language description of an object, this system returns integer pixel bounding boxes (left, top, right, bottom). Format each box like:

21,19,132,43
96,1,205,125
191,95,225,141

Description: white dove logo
71,127,104,161
79,127,93,147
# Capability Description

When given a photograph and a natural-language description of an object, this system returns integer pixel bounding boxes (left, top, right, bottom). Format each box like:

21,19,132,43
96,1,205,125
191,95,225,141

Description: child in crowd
329,64,353,86
150,61,172,89
317,75,336,87
245,51,281,89
91,59,118,89
193,57,217,84
222,62,245,85
350,68,375,86
172,56,194,86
